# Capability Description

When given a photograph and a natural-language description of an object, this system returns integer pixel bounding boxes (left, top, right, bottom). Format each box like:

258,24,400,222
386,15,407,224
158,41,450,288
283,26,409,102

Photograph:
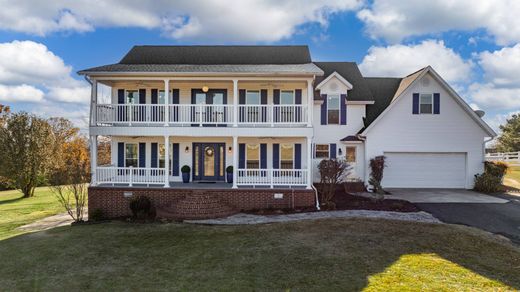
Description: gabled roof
360,66,496,137
313,62,374,101
315,71,353,90
340,135,364,142
363,77,402,128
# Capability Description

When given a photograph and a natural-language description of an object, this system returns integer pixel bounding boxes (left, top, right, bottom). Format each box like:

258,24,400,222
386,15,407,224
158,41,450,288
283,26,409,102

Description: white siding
364,72,488,189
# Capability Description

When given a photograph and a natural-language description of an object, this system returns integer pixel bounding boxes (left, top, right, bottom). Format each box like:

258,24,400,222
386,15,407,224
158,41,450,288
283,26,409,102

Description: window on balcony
280,143,294,169
245,90,260,123
126,90,139,104
315,144,329,158
327,94,340,124
159,90,170,104
280,90,294,104
246,143,260,169
125,143,138,167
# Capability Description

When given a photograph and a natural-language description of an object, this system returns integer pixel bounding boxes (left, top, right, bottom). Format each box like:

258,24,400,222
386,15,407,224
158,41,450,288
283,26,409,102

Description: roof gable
315,71,353,91
313,62,373,101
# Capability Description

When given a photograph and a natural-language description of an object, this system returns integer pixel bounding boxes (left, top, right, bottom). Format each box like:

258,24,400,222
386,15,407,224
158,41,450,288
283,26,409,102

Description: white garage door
382,152,466,188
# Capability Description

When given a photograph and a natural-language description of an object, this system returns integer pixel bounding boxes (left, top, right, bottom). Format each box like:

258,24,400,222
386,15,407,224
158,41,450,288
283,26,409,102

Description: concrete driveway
386,189,520,243
386,188,508,203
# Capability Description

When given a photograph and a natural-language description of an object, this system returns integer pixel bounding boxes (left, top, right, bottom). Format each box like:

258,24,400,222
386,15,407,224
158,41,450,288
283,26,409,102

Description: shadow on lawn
0,219,518,291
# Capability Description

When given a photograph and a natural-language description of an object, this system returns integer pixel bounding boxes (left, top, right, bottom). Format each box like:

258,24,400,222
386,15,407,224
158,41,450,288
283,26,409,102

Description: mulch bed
334,191,420,213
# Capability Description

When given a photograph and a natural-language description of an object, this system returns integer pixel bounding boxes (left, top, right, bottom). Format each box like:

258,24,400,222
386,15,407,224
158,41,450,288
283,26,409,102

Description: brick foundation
88,186,316,219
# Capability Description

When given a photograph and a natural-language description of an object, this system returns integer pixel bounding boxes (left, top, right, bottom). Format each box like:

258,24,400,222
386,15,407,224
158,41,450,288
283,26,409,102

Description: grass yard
506,166,520,185
0,219,519,291
0,187,65,240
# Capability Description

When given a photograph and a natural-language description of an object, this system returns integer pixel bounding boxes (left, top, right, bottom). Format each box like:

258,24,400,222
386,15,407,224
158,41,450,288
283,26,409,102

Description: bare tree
318,159,350,209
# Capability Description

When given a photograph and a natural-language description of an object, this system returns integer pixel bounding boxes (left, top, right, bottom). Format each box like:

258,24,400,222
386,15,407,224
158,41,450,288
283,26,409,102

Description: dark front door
193,143,226,181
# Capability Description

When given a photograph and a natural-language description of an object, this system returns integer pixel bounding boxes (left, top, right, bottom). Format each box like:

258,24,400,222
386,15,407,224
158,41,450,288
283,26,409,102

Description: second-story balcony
94,104,309,127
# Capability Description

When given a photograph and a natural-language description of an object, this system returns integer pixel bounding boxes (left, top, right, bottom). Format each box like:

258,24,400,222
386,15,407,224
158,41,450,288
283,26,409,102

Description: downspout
312,184,320,211
356,134,368,190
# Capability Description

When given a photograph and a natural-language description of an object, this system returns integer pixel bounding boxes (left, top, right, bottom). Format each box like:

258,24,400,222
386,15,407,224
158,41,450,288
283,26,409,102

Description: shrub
484,161,508,179
89,208,105,222
368,156,386,201
474,173,503,193
474,161,508,193
181,165,190,173
129,196,153,219
226,165,233,173
318,159,350,210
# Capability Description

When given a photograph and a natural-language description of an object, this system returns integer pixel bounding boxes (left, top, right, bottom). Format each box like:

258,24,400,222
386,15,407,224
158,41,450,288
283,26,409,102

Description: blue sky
0,0,519,132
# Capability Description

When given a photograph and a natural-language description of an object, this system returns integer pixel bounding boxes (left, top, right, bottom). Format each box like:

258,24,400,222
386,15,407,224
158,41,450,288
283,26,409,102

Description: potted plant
226,165,233,183
181,165,190,183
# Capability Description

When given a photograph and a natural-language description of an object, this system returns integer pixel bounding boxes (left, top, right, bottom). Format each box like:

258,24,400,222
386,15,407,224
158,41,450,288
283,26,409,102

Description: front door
193,143,226,181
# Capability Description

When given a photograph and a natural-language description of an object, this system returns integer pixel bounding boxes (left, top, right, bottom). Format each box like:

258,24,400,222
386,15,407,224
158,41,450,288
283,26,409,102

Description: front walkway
386,189,509,203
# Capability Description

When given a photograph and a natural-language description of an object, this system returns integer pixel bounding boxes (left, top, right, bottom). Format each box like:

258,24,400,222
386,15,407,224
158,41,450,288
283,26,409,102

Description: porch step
156,190,237,220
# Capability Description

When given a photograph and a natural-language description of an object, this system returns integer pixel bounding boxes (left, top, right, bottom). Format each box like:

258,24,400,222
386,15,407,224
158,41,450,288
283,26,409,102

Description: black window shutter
239,89,246,104
139,143,146,168
272,144,280,169
295,89,302,104
273,89,280,104
412,93,419,114
320,94,327,125
238,144,246,168
139,89,146,104
340,94,347,125
172,89,180,104
118,89,125,104
117,142,124,167
172,143,180,176
151,89,158,104
433,93,440,114
151,143,158,168
330,143,337,159
260,144,267,169
294,144,302,169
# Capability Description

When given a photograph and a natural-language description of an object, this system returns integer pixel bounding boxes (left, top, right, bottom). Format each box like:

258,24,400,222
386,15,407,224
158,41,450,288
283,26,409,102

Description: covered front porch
90,135,313,189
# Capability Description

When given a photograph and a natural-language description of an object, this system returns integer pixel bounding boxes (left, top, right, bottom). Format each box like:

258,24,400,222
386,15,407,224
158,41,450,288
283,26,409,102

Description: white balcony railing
237,168,308,187
94,104,308,127
96,166,166,186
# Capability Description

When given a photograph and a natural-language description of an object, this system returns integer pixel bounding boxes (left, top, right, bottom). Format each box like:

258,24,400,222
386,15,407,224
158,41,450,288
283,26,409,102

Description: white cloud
0,40,88,104
478,44,520,87
468,83,520,111
359,40,473,84
357,0,520,45
0,84,44,102
0,0,362,42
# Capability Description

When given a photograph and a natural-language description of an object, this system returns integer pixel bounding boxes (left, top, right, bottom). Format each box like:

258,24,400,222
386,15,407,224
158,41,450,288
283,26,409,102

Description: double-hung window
125,143,138,167
315,144,329,158
246,144,260,169
280,90,294,122
280,143,294,169
245,90,260,122
327,94,340,124
419,93,433,114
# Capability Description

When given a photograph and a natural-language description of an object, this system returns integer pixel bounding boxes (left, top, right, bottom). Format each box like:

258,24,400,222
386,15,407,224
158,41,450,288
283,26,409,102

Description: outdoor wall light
228,146,232,154
338,148,343,156
185,146,190,153
202,86,209,92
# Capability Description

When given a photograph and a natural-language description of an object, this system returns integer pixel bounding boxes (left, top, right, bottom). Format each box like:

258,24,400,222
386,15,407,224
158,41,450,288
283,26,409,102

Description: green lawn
506,166,520,185
0,187,65,240
0,219,519,291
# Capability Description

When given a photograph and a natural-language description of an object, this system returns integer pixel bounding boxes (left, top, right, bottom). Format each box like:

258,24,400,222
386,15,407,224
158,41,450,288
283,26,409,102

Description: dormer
315,71,353,125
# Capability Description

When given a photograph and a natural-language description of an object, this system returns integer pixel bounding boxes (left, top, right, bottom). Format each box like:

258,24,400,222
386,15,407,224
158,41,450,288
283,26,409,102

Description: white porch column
233,79,238,127
306,136,313,189
232,135,238,188
164,135,170,187
164,79,170,126
90,79,98,126
307,79,313,127
90,135,98,186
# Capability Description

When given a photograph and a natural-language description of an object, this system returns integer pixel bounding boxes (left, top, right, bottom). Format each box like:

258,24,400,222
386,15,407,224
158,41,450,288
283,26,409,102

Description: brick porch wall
88,186,316,218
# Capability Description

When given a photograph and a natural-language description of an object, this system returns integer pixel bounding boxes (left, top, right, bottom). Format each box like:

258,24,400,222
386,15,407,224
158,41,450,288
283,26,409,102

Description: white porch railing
94,104,308,126
96,166,166,186
237,168,308,187
168,104,234,126
486,151,520,166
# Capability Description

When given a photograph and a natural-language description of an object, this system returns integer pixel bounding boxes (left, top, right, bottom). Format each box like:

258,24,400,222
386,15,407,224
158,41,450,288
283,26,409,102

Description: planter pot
226,172,233,183
182,172,190,183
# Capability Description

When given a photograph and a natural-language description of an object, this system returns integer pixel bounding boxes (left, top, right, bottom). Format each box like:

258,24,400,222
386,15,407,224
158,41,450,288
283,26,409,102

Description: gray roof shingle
363,77,403,129
312,62,374,101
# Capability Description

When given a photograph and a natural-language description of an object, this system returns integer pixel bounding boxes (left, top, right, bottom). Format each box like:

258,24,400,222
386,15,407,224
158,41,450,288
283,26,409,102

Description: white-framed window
246,90,260,104
159,90,171,104
346,146,356,163
280,90,294,104
246,144,260,169
420,93,433,114
125,90,139,104
125,143,138,167
315,144,329,158
327,94,340,124
280,143,294,169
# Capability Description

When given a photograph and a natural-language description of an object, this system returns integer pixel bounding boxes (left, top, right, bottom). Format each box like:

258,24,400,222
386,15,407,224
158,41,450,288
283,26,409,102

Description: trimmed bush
129,196,153,219
474,161,508,193
181,165,190,173
368,156,386,200
89,208,105,222
226,165,233,173
484,161,508,179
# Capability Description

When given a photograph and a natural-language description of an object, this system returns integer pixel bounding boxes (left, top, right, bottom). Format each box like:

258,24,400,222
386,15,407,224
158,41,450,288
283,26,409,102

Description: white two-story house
80,45,496,219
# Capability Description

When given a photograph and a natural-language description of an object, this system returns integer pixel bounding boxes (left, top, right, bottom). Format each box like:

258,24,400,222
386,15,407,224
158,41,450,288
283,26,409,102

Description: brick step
156,191,237,220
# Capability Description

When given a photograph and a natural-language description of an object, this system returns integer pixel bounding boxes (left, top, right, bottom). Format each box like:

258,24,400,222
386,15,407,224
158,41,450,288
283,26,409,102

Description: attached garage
382,152,467,188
